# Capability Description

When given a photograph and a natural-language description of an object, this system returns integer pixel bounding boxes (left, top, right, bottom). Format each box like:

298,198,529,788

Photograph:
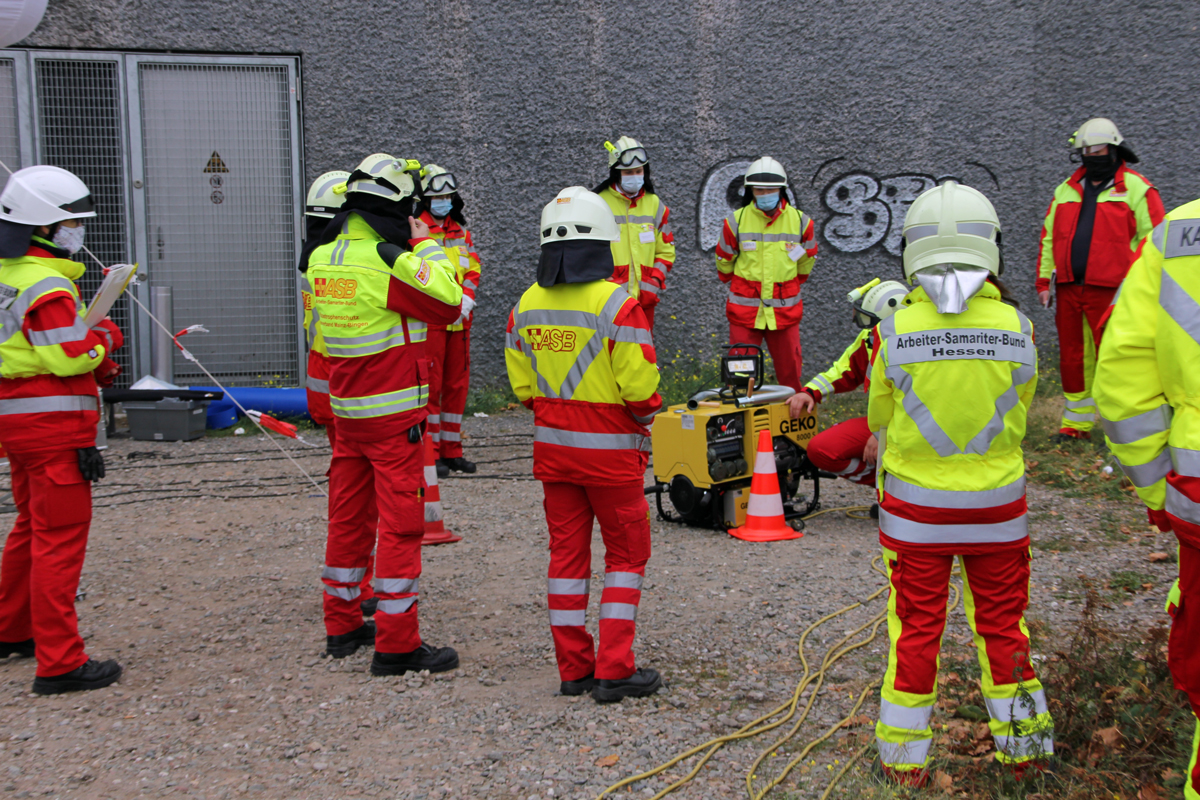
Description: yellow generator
649,345,821,532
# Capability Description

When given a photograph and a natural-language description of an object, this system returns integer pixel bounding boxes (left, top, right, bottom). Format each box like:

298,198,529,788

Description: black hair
592,163,656,196
988,276,1020,309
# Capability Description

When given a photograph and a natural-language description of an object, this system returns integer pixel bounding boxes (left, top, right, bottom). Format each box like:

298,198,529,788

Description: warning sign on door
204,151,229,173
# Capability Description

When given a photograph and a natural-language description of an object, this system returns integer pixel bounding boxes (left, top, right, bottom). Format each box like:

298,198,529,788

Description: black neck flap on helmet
316,191,426,251
537,240,614,288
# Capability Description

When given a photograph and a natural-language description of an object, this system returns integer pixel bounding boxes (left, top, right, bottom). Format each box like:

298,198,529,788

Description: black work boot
435,459,450,480
360,596,379,618
326,621,375,658
370,643,459,676
0,639,34,658
560,673,595,696
592,668,662,703
441,457,477,474
32,658,122,695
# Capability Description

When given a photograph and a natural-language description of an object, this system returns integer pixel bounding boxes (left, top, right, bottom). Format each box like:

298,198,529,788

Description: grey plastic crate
122,399,209,442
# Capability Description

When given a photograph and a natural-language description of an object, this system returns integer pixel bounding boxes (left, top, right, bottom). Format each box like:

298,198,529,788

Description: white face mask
913,265,989,315
52,224,85,255
620,174,644,195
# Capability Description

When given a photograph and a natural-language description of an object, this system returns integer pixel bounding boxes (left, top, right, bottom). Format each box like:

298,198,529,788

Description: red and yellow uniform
714,198,817,391
0,240,121,676
1037,163,1164,435
801,329,878,485
598,185,674,331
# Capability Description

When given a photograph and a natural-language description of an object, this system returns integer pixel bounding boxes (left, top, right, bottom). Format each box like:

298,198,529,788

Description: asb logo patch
525,327,578,352
415,260,431,286
313,277,357,299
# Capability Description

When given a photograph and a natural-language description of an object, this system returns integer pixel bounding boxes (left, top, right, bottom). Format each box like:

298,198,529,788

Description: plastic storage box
122,398,209,442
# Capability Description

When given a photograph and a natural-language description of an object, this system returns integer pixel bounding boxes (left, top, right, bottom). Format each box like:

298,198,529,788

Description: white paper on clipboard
82,264,136,327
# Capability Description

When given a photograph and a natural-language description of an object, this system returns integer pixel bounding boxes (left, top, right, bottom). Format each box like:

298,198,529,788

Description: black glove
77,447,106,482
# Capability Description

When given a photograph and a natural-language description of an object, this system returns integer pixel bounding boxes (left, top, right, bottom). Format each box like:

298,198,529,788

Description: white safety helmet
420,163,459,196
901,180,1002,281
305,170,350,218
344,153,420,203
0,165,96,226
605,136,648,169
743,157,787,188
540,186,618,246
852,279,912,329
1069,117,1139,163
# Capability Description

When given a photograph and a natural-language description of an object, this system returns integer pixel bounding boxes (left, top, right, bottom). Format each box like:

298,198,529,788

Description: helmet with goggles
344,154,421,202
846,278,911,329
604,136,648,170
420,163,459,196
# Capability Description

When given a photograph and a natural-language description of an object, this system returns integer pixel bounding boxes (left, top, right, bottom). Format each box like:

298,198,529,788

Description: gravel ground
0,409,1179,799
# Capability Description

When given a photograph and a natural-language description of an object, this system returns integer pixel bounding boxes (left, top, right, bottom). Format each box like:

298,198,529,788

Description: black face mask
1082,153,1120,183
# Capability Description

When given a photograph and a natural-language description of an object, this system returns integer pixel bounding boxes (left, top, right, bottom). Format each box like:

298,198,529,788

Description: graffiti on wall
697,157,999,256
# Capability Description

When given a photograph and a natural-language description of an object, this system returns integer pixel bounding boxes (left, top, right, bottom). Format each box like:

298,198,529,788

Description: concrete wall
24,0,1200,386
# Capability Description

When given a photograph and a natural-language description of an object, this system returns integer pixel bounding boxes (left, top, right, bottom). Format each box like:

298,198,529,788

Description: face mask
1082,153,1119,183
619,174,644,195
430,198,453,218
755,192,780,212
52,224,85,255
913,265,990,315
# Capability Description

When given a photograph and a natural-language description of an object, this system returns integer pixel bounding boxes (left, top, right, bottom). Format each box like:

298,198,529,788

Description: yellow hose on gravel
595,546,965,800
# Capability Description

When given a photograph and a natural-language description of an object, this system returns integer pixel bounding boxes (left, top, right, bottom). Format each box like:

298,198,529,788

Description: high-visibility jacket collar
746,196,789,227
1067,162,1129,196
3,248,85,282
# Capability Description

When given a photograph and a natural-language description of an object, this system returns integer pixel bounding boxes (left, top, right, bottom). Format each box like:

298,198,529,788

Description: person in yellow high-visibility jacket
868,181,1053,786
593,136,675,332
506,186,663,703
1095,199,1200,800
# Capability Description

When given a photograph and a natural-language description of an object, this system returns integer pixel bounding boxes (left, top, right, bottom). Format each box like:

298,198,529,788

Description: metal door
131,58,302,386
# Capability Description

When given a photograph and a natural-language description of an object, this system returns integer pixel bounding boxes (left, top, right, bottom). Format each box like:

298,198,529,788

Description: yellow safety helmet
420,163,459,196
604,136,648,169
344,153,420,202
540,186,618,246
901,180,1002,281
1069,117,1138,163
305,170,350,218
850,279,912,329
744,156,787,187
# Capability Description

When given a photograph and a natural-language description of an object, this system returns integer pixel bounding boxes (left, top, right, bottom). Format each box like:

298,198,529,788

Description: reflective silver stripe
632,410,658,425
306,375,330,394
993,730,1054,759
0,395,99,415
548,578,589,595
549,609,586,626
505,331,522,352
1172,446,1200,477
375,577,418,594
879,507,1028,544
443,237,467,247
323,325,411,357
599,602,638,621
11,277,77,322
905,224,939,244
377,597,417,615
331,386,427,419
739,231,803,243
349,182,395,198
1162,218,1200,259
423,465,438,485
1062,408,1094,422
604,572,643,590
957,222,995,238
1161,269,1200,346
463,279,478,290
876,737,931,767
1102,403,1172,445
307,304,320,348
427,413,441,424
654,203,667,226
1151,220,1167,253
441,430,461,442
726,289,801,308
324,585,361,601
883,475,1025,509
1166,484,1200,526
322,565,366,583
880,699,932,731
534,427,645,450
408,322,428,343
1065,397,1094,409
985,690,1048,724
26,319,92,347
441,412,463,424
887,328,1035,367
619,214,655,225
638,281,660,296
808,375,834,396
725,211,740,238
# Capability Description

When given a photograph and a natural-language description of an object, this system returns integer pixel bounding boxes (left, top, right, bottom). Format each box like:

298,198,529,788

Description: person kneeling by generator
787,279,911,506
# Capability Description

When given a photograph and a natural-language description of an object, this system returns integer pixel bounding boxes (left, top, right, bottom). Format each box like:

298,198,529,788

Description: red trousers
323,434,423,652
426,328,470,459
321,418,377,599
543,481,651,681
728,321,803,392
306,350,334,427
806,416,876,486
1167,542,1200,799
0,448,92,677
1055,284,1114,433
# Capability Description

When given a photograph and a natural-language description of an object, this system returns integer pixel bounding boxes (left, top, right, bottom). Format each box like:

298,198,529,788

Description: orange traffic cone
421,433,461,546
729,429,804,542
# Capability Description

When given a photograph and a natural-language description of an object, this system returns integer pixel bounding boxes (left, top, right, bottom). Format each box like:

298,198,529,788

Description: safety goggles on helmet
425,171,459,196
1081,144,1109,155
852,307,879,329
614,147,648,169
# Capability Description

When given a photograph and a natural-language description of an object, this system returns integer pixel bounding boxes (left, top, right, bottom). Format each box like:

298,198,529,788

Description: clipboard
83,264,137,327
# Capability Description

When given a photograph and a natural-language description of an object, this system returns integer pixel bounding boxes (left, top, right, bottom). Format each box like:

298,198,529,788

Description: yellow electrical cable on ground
595,552,966,800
